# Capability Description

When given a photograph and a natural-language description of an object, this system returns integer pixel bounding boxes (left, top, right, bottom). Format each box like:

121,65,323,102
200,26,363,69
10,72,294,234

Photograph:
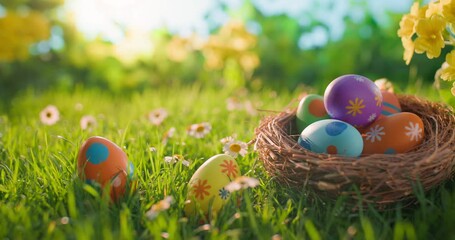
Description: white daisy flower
40,105,60,125
244,100,258,116
162,127,176,144
226,97,244,111
365,125,385,143
80,115,97,131
74,103,84,111
225,176,260,192
404,122,423,141
146,196,174,220
222,137,248,158
164,154,190,166
187,122,211,138
220,136,235,144
148,108,168,126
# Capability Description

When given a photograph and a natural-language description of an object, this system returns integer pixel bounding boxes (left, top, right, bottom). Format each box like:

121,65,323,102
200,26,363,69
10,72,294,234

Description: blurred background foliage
0,0,452,108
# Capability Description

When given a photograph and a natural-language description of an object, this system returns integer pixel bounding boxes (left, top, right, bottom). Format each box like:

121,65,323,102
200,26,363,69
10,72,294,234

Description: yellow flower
397,2,424,39
401,37,415,65
410,2,427,18
440,51,455,81
414,15,446,59
426,1,444,17
442,1,455,23
397,14,417,39
346,98,365,117
397,2,430,65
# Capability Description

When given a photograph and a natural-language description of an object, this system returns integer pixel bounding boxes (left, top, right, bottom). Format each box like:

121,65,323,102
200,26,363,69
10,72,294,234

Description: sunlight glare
66,0,213,42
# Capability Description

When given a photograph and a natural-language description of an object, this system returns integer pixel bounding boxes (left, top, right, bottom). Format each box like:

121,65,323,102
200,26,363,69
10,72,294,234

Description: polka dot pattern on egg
308,99,327,117
325,121,347,136
298,138,312,150
384,148,396,154
86,142,109,164
326,145,338,154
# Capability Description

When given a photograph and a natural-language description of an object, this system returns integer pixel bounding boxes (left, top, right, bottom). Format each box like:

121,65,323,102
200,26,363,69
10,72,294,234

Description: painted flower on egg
404,122,423,141
365,125,385,143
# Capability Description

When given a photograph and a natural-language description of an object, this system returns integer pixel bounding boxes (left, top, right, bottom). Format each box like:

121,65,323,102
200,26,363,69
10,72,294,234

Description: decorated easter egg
77,136,134,201
324,74,383,128
380,91,401,116
361,112,424,154
184,154,240,217
298,119,363,157
296,94,330,132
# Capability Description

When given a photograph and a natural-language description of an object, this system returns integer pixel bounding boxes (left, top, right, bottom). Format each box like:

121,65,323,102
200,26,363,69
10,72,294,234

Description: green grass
0,84,454,239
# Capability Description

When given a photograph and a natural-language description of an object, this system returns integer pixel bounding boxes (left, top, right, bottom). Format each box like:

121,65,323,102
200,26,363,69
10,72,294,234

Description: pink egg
324,74,383,128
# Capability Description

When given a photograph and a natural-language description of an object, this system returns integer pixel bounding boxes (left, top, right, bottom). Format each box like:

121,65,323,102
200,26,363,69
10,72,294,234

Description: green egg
296,94,330,132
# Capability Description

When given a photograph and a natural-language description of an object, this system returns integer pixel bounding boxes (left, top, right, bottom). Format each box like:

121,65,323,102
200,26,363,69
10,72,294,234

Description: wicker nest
254,95,455,207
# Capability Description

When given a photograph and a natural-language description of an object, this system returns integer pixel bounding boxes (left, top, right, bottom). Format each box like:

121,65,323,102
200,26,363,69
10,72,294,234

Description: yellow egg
184,154,241,217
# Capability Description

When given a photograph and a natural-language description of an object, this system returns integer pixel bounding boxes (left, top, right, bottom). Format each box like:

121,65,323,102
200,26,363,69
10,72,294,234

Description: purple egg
324,74,382,128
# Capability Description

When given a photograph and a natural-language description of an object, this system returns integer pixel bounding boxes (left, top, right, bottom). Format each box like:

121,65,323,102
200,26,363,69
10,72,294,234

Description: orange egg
361,112,424,154
380,91,401,116
77,136,133,201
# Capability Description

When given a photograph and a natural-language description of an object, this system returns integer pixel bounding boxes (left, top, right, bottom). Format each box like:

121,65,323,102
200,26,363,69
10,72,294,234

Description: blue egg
298,119,363,157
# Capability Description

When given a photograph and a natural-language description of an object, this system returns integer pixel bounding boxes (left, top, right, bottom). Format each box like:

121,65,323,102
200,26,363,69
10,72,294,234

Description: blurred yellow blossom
0,11,50,61
166,36,193,62
426,1,444,17
440,51,455,81
442,1,455,23
397,5,418,39
202,20,259,72
401,37,415,65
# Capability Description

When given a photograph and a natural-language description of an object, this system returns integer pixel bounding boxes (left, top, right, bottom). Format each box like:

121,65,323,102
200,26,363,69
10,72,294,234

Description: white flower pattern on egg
368,113,377,122
365,125,385,143
354,76,366,82
405,121,423,141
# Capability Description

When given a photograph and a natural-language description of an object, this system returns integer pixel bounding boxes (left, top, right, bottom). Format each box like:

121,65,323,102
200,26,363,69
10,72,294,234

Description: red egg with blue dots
77,136,135,201
298,119,363,157
324,74,383,128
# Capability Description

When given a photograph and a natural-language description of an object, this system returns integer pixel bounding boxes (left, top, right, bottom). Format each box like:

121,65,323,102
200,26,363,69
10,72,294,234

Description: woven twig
254,95,455,207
